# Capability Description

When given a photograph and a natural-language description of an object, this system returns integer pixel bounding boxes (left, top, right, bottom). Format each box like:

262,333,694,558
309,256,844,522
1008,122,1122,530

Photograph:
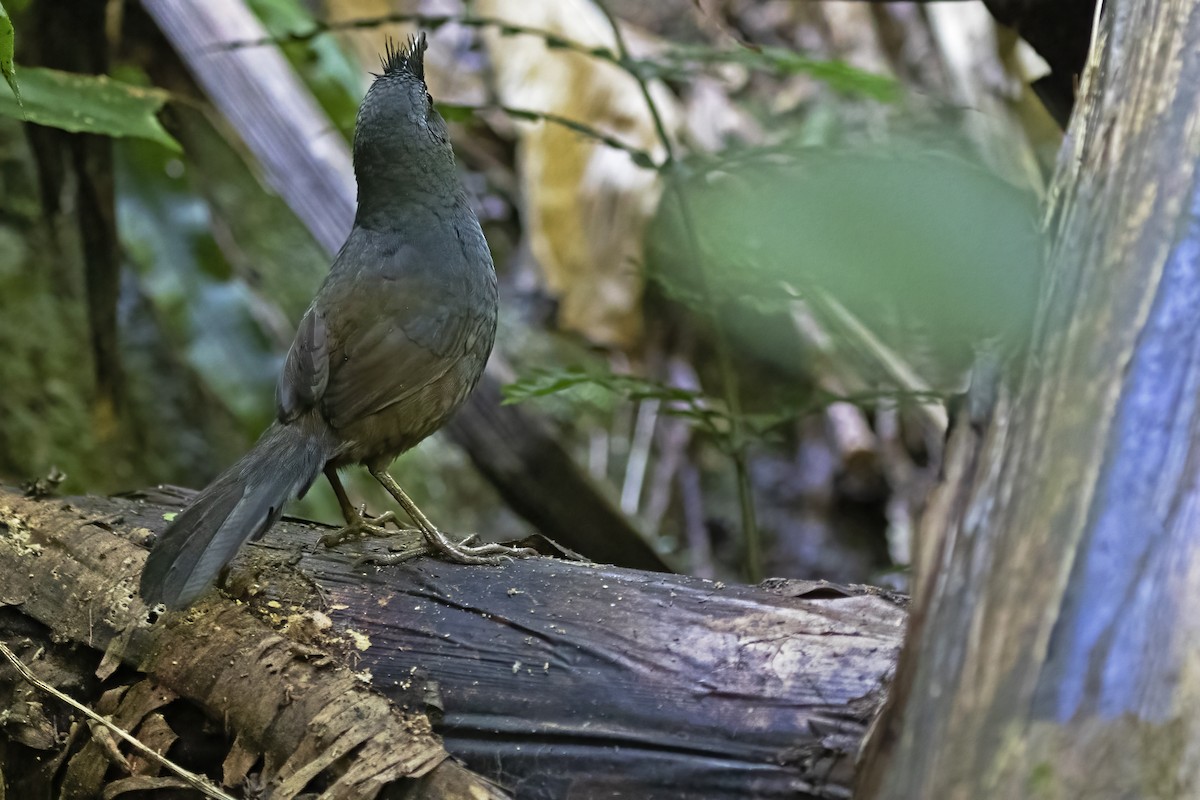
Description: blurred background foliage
0,0,1057,587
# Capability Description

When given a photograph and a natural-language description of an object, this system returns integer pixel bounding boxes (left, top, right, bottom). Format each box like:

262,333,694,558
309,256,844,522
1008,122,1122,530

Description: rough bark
0,486,508,800
856,2,1200,797
0,485,903,798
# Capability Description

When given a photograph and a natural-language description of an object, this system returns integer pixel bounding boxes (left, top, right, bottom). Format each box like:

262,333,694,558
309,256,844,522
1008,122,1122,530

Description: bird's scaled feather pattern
140,33,499,609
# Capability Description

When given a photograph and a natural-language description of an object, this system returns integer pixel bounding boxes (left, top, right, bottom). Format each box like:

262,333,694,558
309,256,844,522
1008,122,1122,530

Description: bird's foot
423,527,540,565
319,505,412,548
359,466,538,566
357,529,538,567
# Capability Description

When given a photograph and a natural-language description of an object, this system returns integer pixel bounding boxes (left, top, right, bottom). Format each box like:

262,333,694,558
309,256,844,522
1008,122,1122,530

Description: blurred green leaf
648,259,802,317
117,138,277,426
650,146,1043,384
0,67,178,150
0,1,19,106
643,265,707,312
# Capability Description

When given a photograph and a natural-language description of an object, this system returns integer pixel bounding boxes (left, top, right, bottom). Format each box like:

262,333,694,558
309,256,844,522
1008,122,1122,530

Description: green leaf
0,1,19,106
501,366,593,404
504,367,735,440
0,66,179,150
751,46,899,101
502,367,706,407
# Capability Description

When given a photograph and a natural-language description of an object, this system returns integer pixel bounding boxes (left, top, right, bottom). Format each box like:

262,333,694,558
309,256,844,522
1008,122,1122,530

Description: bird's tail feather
139,422,331,609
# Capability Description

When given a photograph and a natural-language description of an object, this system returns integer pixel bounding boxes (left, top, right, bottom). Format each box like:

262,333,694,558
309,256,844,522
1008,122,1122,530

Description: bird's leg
319,466,408,547
361,466,539,566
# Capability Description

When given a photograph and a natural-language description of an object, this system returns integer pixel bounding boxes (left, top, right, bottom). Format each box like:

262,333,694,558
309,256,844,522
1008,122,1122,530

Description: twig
0,641,238,800
443,103,657,168
211,13,604,61
593,0,761,581
622,398,660,514
591,2,675,166
645,358,701,533
678,460,715,579
809,292,949,432
673,184,762,580
209,11,895,101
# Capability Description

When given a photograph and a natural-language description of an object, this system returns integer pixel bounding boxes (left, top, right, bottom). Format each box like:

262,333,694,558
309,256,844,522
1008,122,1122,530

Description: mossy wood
857,2,1200,797
0,485,902,798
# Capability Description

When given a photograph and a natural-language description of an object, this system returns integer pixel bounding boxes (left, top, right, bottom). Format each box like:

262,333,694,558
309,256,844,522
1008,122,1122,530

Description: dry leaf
478,0,681,349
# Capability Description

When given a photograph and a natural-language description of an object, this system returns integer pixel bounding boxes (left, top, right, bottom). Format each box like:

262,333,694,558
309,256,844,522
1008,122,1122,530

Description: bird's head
353,34,459,219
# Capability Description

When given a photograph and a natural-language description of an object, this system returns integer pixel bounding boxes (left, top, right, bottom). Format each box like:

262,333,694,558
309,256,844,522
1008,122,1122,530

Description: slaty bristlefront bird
139,34,536,610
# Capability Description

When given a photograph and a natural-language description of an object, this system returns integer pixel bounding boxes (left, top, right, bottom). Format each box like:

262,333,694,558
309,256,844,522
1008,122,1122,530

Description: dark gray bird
140,34,534,610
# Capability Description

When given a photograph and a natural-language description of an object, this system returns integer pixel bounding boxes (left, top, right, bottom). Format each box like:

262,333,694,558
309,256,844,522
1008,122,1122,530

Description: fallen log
0,485,904,798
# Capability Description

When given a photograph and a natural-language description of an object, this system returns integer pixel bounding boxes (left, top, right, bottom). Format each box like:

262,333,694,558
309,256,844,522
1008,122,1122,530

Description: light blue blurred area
117,139,279,432
650,146,1045,388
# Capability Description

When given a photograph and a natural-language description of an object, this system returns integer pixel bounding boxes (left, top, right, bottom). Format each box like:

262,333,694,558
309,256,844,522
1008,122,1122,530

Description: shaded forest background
0,0,1059,589
9,2,1200,798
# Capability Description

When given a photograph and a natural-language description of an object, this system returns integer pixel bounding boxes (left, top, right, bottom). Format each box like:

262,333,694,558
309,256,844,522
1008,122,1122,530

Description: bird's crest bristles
380,33,427,81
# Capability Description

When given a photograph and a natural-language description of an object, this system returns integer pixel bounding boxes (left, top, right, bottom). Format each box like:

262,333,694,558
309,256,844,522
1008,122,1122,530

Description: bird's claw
354,532,539,568
425,532,540,565
320,506,411,548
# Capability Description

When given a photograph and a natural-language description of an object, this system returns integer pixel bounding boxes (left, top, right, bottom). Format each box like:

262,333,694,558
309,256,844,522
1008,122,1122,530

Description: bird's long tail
139,421,332,609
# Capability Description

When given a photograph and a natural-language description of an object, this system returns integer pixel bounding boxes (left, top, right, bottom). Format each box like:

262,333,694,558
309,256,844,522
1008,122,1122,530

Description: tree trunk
856,2,1200,797
0,485,903,799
